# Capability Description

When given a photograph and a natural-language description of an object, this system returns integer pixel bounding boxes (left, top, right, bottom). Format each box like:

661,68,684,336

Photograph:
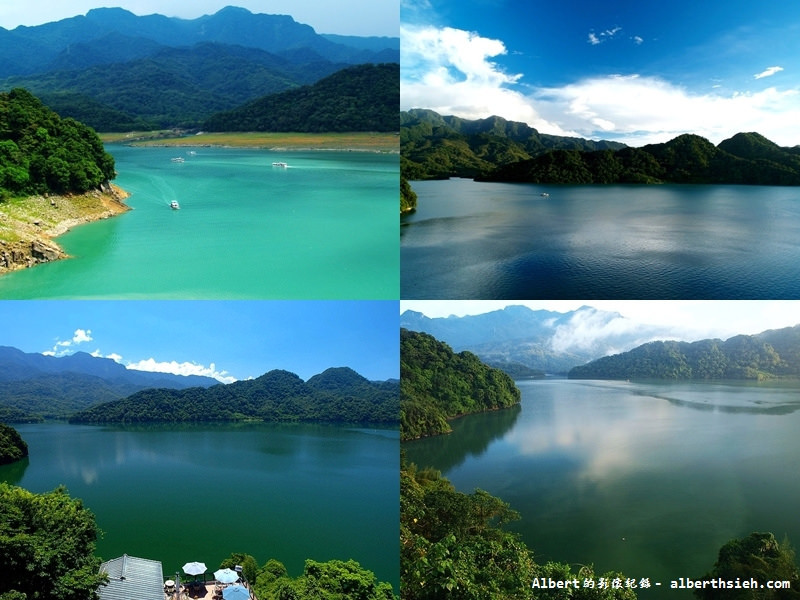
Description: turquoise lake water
0,422,400,590
0,146,399,299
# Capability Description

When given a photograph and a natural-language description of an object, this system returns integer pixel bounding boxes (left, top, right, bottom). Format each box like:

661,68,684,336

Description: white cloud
588,33,600,45
401,24,577,135
46,328,94,356
126,358,236,384
72,328,93,343
754,66,784,79
633,36,643,45
587,26,621,45
533,74,800,145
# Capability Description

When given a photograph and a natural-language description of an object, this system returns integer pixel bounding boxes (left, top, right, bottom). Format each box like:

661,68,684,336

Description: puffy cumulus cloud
126,358,236,384
401,24,577,135
44,328,94,356
754,66,783,79
533,74,800,146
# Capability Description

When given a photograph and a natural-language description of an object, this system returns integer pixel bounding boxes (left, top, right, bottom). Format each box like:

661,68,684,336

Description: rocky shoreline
0,183,130,274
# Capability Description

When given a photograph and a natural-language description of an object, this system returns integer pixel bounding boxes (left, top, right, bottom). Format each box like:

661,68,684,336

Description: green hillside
483,132,800,185
204,63,399,132
0,423,28,465
569,325,800,380
400,328,521,440
0,88,115,196
69,367,398,425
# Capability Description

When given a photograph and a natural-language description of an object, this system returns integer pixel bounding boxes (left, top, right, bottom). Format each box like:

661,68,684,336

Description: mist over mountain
400,306,681,374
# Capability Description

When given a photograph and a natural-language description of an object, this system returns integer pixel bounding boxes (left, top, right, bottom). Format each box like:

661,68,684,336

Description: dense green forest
0,423,28,465
400,328,520,441
401,460,637,599
400,109,625,180
203,63,398,132
400,176,417,213
481,132,800,185
0,88,115,196
569,325,800,380
0,483,106,600
218,552,396,600
69,367,398,425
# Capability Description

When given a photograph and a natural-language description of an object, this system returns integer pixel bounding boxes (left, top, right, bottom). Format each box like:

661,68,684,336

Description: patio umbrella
183,562,207,579
214,568,239,584
222,584,250,600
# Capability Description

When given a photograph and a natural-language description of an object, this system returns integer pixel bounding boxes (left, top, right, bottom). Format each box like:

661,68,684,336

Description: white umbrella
183,562,207,577
214,568,239,584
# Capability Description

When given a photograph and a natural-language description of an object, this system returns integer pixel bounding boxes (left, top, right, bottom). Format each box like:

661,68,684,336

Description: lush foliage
204,63,399,133
482,132,800,185
568,326,800,380
694,532,800,600
0,88,115,196
252,557,396,600
401,328,521,440
0,483,106,600
400,109,625,180
0,423,28,465
70,367,398,425
401,176,417,213
401,461,637,600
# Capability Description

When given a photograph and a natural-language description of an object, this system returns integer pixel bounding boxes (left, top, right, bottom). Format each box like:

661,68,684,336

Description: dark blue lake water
401,179,800,299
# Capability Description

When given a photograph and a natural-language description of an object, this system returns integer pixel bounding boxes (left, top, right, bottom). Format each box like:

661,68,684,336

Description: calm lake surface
403,379,800,597
401,179,800,299
0,422,399,589
0,146,398,299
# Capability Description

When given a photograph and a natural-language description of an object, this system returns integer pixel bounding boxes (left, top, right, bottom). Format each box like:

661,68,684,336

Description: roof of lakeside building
98,554,164,600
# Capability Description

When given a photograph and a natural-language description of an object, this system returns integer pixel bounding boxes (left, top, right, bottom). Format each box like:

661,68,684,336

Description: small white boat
272,161,288,168
171,157,185,163
541,192,550,197
170,200,180,210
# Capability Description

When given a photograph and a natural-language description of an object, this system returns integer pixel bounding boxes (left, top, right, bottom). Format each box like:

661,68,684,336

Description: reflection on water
403,379,800,599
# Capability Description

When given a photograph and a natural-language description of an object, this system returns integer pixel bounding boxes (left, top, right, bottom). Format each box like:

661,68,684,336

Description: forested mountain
568,325,800,380
0,346,218,420
482,132,800,185
69,367,398,424
400,328,520,440
400,109,626,180
0,7,398,130
204,63,398,132
0,88,115,195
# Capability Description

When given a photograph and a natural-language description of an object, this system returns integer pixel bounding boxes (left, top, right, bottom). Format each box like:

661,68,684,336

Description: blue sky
0,301,400,383
0,1,398,36
402,0,800,145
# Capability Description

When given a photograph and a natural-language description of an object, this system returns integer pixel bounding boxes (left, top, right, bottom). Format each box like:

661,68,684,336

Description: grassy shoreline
0,184,130,275
100,130,400,153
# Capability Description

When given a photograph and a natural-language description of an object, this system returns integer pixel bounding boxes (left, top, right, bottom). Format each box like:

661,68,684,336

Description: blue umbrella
214,568,239,584
222,584,250,600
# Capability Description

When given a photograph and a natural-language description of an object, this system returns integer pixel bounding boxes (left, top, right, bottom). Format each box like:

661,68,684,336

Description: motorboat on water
171,157,185,163
272,161,288,168
541,192,550,197
170,200,180,210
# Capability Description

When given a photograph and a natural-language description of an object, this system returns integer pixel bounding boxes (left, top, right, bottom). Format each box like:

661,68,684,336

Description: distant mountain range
0,7,398,130
400,306,675,375
568,325,800,381
0,346,217,421
401,109,800,185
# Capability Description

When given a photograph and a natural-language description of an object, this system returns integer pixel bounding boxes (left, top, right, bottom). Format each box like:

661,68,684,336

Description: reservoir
0,422,399,590
401,179,800,299
403,378,800,597
0,146,399,299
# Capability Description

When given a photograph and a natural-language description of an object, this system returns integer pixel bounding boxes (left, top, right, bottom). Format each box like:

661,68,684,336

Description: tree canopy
0,88,115,197
0,483,106,600
401,328,521,440
0,423,28,465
